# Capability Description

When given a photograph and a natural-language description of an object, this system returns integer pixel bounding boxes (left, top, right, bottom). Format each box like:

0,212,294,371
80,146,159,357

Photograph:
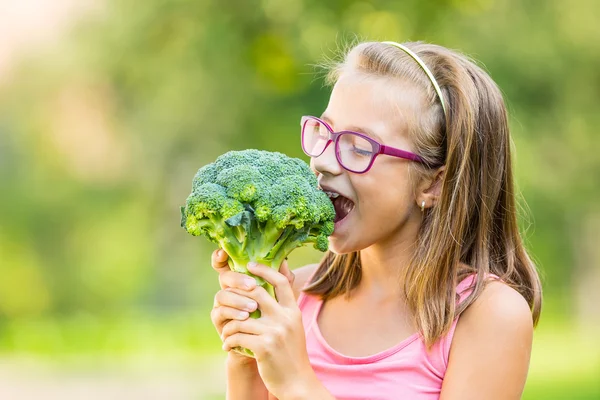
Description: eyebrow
319,113,383,142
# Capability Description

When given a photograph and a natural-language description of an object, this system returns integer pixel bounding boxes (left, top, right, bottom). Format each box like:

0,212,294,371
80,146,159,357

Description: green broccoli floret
180,150,335,356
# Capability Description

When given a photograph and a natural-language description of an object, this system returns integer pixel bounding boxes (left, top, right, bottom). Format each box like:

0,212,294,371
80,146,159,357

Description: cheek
357,174,417,239
359,168,414,214
362,189,412,224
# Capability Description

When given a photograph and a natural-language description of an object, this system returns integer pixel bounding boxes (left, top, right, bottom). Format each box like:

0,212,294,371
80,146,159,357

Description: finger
210,306,250,334
278,259,295,286
211,249,230,272
225,285,280,316
222,332,264,355
219,270,257,291
211,249,229,270
213,289,259,313
247,262,296,308
212,249,229,264
221,318,265,341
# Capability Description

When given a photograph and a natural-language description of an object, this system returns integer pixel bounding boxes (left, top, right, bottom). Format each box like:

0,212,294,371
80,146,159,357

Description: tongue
333,196,354,223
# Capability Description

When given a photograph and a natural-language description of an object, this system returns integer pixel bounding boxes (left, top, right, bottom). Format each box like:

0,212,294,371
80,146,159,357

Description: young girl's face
310,72,426,254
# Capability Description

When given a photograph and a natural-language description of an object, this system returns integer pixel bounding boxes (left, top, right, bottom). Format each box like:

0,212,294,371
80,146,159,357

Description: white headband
382,41,447,118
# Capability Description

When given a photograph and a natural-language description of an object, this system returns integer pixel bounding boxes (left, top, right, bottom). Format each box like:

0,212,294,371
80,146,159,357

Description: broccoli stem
219,223,300,316
215,217,316,360
226,257,279,295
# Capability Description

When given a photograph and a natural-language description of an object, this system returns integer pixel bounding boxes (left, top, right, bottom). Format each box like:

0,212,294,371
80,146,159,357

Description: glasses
300,116,428,174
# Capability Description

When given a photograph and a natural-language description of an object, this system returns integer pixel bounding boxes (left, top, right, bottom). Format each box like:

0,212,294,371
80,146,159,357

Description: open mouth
323,190,355,223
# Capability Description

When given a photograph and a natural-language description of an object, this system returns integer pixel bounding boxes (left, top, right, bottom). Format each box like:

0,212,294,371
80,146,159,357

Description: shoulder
290,263,319,300
457,279,533,337
441,280,534,399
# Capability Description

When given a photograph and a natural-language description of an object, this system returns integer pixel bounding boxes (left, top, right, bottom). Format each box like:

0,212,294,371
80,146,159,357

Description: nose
310,139,343,177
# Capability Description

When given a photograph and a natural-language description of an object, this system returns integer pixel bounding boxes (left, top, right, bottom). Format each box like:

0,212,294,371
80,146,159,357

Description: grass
0,312,222,360
0,313,598,399
523,319,600,399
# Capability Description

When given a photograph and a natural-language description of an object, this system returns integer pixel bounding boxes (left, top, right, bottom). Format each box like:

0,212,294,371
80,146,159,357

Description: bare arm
213,248,320,400
440,281,534,400
211,250,269,400
226,356,269,400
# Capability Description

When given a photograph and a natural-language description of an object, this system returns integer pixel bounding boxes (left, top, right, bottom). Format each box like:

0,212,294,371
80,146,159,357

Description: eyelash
353,146,372,156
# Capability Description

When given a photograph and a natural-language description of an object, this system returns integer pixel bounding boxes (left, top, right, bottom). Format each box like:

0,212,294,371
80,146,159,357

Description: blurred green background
0,0,598,399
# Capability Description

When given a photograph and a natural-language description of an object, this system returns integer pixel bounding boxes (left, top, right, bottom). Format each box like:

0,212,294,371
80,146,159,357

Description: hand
210,250,295,368
220,262,313,399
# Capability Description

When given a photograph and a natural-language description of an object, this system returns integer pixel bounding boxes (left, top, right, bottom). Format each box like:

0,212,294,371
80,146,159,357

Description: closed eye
352,146,373,156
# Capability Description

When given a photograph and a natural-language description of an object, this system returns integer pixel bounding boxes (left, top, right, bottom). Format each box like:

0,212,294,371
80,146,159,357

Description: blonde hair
304,41,542,347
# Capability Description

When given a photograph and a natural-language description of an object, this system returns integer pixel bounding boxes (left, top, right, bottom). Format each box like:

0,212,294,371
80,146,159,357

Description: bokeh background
0,0,599,399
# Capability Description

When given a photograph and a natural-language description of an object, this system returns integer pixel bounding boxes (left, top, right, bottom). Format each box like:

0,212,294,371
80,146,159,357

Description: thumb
211,249,230,273
279,259,295,285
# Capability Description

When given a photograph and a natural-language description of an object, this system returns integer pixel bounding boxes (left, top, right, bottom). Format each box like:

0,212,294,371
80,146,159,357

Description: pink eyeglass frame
300,115,429,173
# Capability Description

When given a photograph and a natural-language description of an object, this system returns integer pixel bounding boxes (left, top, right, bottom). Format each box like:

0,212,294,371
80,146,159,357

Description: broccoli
180,150,334,355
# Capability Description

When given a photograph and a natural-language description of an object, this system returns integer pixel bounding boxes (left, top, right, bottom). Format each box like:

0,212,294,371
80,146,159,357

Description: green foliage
3,0,598,319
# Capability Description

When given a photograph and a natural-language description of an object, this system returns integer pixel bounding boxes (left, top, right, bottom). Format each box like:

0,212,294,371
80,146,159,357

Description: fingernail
243,277,256,289
238,311,249,319
247,261,257,269
245,301,257,311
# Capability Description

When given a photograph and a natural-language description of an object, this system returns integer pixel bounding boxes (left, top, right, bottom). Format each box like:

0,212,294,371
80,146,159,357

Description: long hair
304,41,542,347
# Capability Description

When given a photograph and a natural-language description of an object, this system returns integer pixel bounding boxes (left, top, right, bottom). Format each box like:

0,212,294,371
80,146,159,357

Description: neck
356,228,419,300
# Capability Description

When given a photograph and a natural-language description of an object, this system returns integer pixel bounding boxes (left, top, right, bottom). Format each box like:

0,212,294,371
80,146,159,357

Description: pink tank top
297,274,487,400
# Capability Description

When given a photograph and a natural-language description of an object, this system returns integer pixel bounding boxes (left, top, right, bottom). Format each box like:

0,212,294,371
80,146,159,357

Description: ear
416,165,445,211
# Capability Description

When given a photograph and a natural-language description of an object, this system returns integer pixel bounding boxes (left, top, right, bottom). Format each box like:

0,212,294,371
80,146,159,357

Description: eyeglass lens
302,119,375,173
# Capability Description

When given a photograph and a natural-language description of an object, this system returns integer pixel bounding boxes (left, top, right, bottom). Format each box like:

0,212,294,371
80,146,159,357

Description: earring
421,200,426,213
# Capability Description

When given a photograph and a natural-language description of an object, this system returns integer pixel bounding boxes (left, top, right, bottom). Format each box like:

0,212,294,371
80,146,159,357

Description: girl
210,40,542,400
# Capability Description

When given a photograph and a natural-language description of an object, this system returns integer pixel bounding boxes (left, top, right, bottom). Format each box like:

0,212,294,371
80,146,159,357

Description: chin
327,238,363,255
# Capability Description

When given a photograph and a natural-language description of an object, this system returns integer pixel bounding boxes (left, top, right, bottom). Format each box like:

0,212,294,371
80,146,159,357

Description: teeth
324,191,340,199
